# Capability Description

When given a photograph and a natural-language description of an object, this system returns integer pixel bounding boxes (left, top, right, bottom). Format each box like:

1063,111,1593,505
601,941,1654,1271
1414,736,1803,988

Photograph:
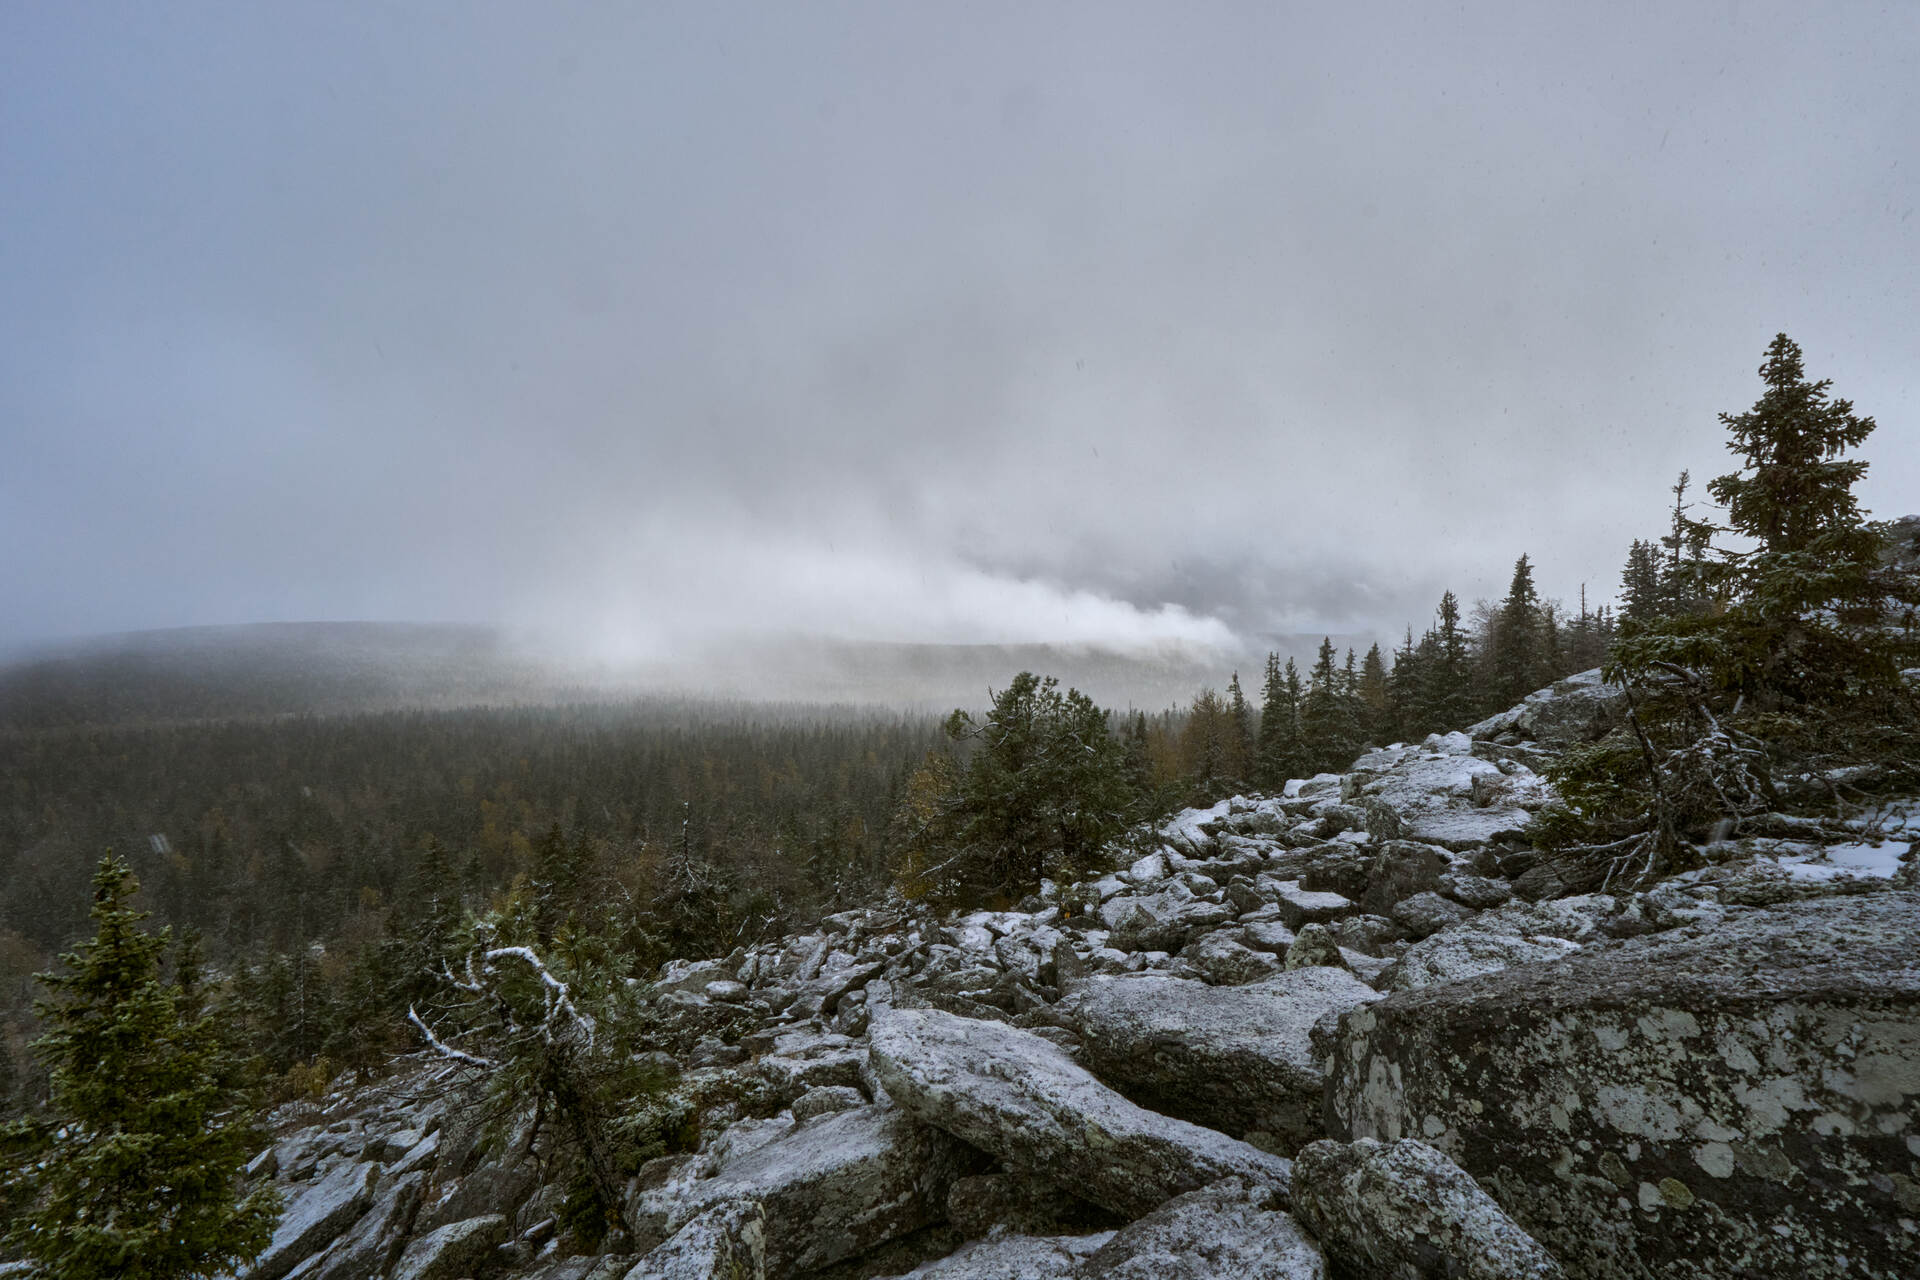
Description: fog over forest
4,4,1915,666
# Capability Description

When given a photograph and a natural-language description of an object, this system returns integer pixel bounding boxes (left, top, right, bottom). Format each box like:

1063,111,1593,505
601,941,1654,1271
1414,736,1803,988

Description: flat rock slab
874,1231,1112,1279
1326,892,1920,1280
1294,1138,1563,1279
1075,1177,1326,1278
634,1103,974,1279
869,1007,1290,1218
1065,969,1382,1152
249,1159,379,1280
389,1213,509,1280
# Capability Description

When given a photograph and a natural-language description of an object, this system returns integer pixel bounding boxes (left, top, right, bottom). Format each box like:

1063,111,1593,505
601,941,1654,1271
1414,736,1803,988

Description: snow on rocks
388,1213,512,1280
1061,968,1382,1153
1072,1177,1327,1279
1293,1138,1564,1280
872,1230,1112,1279
248,1159,380,1280
633,1103,976,1278
626,1200,767,1280
867,1007,1291,1218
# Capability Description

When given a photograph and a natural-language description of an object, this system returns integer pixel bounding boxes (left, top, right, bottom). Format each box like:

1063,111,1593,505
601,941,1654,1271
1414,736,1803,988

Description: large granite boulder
868,1007,1290,1218
1325,893,1920,1279
1293,1138,1563,1279
1466,668,1626,746
1073,1177,1326,1278
1064,969,1382,1151
632,1103,974,1278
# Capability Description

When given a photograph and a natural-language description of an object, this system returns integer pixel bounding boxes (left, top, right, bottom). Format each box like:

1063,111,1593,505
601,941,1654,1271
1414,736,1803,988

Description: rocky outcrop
632,1103,974,1278
1466,668,1626,747
1325,892,1920,1279
1293,1138,1562,1279
1062,968,1381,1151
868,1007,1290,1217
230,677,1919,1280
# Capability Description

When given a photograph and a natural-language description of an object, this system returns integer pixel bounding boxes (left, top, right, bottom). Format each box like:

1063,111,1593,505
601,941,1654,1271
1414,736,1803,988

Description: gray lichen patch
1325,892,1920,1280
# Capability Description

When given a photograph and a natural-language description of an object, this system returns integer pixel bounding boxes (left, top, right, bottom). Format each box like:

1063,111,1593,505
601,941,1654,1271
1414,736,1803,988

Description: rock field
235,680,1920,1280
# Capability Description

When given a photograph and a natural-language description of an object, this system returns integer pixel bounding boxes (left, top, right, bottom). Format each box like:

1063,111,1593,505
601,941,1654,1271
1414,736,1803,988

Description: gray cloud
3,3,1916,658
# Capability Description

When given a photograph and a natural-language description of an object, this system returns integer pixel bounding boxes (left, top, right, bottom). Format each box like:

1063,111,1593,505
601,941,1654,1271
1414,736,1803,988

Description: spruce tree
3,856,279,1280
1358,643,1390,743
1256,656,1306,787
1546,334,1920,885
1300,638,1359,773
1619,539,1664,623
1224,673,1253,786
1483,555,1547,712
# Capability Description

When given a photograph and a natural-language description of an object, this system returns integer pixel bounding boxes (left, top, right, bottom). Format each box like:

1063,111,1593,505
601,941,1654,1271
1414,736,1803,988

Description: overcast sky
3,2,1915,659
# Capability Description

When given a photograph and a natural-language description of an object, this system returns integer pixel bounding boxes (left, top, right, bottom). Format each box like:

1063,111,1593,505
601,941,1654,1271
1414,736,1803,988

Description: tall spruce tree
3,856,279,1280
1256,655,1306,787
1358,644,1390,744
1545,334,1920,885
1300,638,1360,773
1224,673,1253,786
1483,555,1547,712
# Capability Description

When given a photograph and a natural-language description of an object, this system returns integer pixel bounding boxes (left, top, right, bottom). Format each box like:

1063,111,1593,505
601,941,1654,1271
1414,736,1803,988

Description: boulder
1378,929,1581,992
633,1103,974,1278
627,1200,767,1280
1065,970,1382,1151
1283,922,1347,971
1074,1177,1326,1279
1325,893,1920,1279
944,1170,1114,1237
302,1169,425,1280
388,1213,510,1280
873,1231,1111,1279
1362,841,1453,914
1466,668,1626,747
868,1007,1290,1218
790,1084,865,1122
1178,931,1285,985
1273,885,1358,930
248,1159,379,1280
1390,891,1474,939
1293,1138,1563,1279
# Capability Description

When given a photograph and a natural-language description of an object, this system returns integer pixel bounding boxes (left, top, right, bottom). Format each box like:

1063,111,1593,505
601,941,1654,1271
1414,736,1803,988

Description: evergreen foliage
2,856,278,1280
1543,334,1920,888
1256,654,1305,789
895,673,1139,904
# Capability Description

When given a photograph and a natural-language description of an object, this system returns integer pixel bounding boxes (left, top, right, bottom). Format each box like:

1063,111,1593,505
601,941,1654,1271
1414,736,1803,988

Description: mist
4,3,1915,662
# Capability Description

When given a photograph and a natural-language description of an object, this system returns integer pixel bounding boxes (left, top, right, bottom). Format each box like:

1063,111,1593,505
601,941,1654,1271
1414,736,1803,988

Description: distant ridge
0,622,1379,729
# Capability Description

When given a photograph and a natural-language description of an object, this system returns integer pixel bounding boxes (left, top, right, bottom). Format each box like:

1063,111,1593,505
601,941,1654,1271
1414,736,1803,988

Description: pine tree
1182,688,1231,801
3,855,279,1280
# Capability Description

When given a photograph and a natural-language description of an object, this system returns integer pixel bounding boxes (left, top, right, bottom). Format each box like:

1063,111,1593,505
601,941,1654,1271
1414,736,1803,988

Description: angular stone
1438,872,1514,910
1294,1138,1563,1279
1273,885,1358,930
389,1213,510,1280
873,1231,1111,1279
250,1159,379,1280
1065,969,1382,1151
790,1084,866,1122
626,1200,766,1280
868,1007,1289,1218
1283,922,1347,970
1326,893,1920,1280
633,1103,974,1278
304,1169,426,1280
1179,931,1285,985
943,1171,1113,1238
1390,891,1475,939
1362,841,1453,914
1075,1177,1326,1278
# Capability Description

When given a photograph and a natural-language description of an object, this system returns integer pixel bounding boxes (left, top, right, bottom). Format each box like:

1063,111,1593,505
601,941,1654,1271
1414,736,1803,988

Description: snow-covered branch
408,1004,496,1068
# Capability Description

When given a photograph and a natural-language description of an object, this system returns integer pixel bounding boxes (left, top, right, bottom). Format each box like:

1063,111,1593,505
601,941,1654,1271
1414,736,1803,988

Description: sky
3,2,1916,661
